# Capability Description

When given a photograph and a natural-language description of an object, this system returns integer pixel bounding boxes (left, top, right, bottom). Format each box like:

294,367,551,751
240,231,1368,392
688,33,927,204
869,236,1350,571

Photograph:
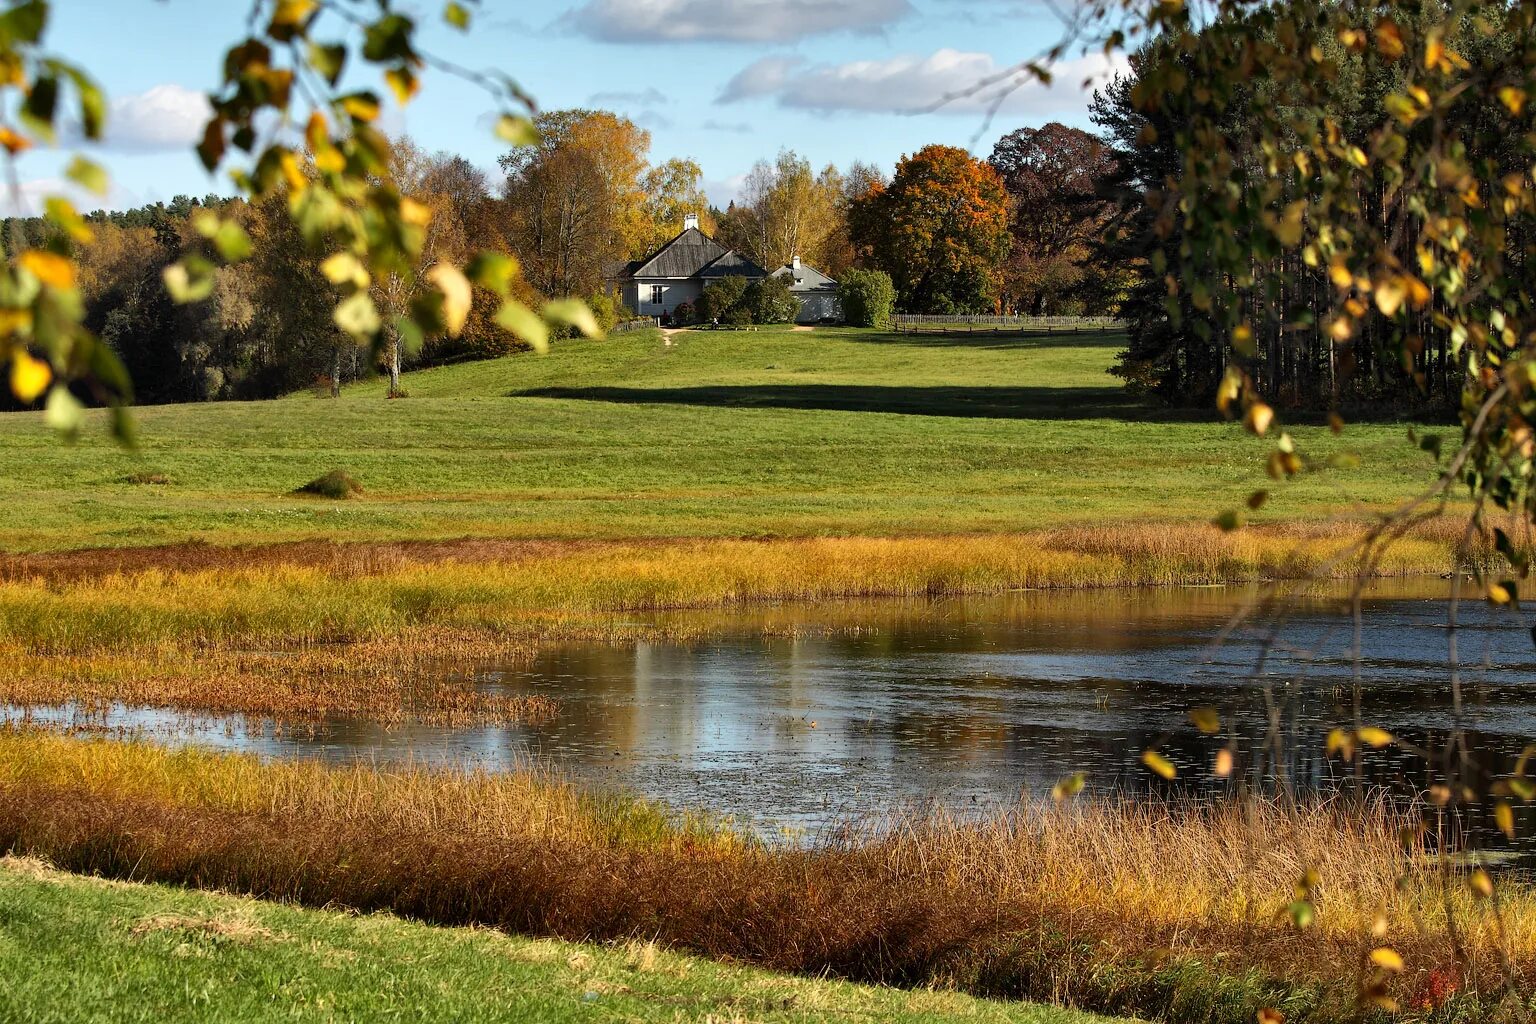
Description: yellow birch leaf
1141,750,1176,780
18,250,75,289
1370,947,1404,972
9,350,50,402
427,264,472,337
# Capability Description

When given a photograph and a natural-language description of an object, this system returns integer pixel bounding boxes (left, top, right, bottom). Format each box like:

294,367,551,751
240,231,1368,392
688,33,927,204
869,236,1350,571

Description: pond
22,578,1536,837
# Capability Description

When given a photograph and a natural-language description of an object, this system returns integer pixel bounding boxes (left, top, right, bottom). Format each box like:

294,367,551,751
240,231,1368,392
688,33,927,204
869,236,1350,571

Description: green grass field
0,858,1118,1024
0,326,1444,552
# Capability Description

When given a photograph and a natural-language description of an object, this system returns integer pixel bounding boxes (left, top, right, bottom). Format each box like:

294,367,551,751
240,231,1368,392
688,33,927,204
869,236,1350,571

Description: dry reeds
0,646,557,726
0,522,1475,659
0,731,1526,1024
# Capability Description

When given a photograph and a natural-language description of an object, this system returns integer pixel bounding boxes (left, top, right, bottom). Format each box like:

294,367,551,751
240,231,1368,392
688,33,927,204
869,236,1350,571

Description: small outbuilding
771,256,841,324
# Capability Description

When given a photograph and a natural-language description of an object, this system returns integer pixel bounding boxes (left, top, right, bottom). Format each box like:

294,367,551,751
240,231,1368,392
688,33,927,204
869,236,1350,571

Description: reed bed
0,522,1473,658
0,731,1527,1024
0,646,558,725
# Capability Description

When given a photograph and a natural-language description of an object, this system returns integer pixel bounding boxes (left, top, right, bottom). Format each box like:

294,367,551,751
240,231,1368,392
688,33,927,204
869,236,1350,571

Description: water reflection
19,580,1536,836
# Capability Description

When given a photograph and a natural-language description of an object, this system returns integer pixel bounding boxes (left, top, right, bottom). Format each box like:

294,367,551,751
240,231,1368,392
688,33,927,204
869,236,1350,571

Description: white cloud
588,87,672,107
718,49,1127,116
565,0,913,43
0,176,139,217
91,83,210,152
705,173,748,207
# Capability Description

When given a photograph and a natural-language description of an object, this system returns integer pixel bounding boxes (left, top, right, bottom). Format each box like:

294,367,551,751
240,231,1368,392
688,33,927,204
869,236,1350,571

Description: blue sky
23,0,1124,214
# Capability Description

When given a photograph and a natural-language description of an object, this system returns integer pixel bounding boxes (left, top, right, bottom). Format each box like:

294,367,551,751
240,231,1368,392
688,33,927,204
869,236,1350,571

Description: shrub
672,301,696,327
699,277,750,324
839,269,896,328
586,292,623,334
721,305,754,328
744,276,799,325
294,470,364,500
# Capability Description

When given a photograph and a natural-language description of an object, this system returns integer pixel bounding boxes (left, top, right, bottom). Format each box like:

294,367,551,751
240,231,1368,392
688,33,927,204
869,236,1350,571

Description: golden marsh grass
0,521,1473,659
0,731,1527,1023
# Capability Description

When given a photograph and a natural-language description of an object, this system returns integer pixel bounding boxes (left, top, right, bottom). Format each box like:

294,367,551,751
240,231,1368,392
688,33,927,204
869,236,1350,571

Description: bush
744,276,799,325
721,305,754,328
586,292,623,334
838,269,896,328
672,301,696,327
699,277,750,324
294,470,364,500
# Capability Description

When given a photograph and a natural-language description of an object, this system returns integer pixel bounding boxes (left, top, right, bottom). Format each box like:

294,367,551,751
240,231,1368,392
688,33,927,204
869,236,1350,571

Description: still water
24,580,1536,832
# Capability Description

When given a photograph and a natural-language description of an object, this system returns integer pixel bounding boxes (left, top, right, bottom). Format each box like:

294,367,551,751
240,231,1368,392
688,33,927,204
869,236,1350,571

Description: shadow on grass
509,383,1212,421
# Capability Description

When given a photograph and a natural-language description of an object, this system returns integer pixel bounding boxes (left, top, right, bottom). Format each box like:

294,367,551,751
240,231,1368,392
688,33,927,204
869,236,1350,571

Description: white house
771,256,841,323
609,215,839,324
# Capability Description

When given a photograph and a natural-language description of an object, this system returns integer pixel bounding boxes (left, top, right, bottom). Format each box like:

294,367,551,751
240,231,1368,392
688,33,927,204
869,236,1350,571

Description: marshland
7,0,1536,1019
0,325,1524,1023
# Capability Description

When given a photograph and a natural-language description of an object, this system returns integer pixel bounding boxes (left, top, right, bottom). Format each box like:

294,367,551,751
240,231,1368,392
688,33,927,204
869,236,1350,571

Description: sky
20,0,1127,216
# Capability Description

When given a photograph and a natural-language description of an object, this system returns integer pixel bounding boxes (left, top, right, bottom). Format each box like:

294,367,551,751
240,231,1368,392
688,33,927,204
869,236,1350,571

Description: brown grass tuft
129,913,276,944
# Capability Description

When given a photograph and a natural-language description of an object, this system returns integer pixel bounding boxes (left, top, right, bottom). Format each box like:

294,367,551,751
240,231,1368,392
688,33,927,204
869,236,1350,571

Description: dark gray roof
626,228,728,279
699,250,768,279
614,227,769,282
771,262,838,292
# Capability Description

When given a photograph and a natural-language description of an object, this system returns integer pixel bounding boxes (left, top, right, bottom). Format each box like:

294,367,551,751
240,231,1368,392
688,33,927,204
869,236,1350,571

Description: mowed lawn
0,859,1117,1024
0,326,1445,552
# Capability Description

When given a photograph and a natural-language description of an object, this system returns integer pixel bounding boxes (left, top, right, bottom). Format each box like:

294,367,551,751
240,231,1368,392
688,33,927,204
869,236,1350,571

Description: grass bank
0,327,1450,552
0,858,1123,1024
0,732,1521,1024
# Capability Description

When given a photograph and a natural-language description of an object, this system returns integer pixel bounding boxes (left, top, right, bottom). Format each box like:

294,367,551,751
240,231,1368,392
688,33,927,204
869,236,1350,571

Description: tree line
0,106,1141,406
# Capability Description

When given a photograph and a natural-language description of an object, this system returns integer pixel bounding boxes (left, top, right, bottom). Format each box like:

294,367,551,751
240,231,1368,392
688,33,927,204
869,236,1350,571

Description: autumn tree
500,109,651,299
988,122,1117,316
369,137,484,396
851,145,1011,314
641,158,714,252
735,150,842,271
821,160,887,277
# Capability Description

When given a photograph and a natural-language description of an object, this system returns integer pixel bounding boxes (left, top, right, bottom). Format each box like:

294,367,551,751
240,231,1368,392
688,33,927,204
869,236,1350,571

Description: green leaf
0,1,49,46
44,196,91,243
162,257,216,304
494,114,539,147
212,221,252,263
65,155,108,196
444,2,471,30
362,14,416,63
1212,509,1244,532
44,383,83,436
21,74,57,140
466,251,518,294
60,64,105,140
334,293,381,340
496,299,548,353
308,42,347,86
544,297,602,339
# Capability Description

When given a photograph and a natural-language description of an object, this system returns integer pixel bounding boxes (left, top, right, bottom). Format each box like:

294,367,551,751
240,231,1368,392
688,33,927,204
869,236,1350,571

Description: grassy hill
0,325,1440,552
0,857,1119,1024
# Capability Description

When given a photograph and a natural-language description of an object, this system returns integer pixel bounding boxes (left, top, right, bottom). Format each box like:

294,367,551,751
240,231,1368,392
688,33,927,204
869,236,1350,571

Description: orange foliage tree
850,145,1011,315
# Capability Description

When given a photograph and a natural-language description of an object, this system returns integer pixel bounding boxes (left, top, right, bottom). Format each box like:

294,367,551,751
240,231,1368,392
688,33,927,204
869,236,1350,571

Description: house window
649,285,665,307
